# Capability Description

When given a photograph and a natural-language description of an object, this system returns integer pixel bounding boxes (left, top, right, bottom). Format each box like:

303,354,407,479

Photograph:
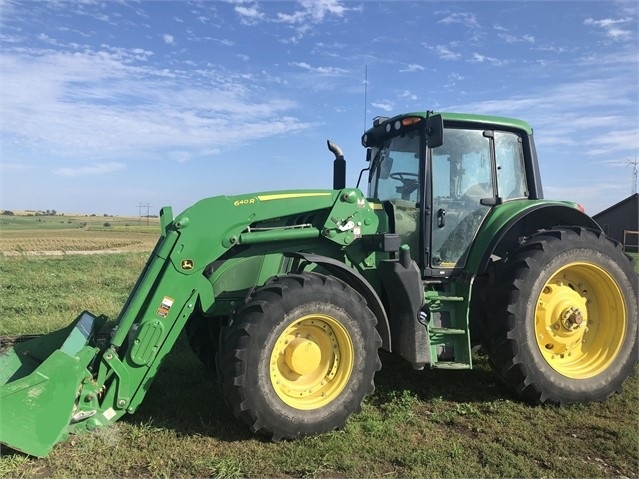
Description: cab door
429,128,493,269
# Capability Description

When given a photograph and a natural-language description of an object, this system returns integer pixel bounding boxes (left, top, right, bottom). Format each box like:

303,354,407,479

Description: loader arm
0,188,380,457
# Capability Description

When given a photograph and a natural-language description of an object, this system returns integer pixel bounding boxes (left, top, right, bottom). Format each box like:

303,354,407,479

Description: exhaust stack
327,140,346,190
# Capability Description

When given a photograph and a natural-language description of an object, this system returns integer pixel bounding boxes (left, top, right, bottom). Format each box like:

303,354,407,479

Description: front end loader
1,111,636,458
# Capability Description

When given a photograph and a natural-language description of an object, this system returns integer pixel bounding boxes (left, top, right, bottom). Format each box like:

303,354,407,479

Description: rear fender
465,201,601,275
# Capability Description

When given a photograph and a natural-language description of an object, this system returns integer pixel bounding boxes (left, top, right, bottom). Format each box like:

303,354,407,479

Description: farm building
592,193,639,252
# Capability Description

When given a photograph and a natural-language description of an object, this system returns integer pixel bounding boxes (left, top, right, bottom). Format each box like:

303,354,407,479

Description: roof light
401,117,422,126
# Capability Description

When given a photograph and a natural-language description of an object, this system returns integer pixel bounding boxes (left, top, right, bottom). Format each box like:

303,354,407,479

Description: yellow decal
257,192,332,201
181,259,194,270
233,197,256,206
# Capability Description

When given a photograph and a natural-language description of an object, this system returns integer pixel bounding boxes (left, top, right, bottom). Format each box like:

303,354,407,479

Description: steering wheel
390,172,419,200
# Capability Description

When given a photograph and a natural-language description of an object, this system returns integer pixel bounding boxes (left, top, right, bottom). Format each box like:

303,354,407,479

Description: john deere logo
181,259,194,270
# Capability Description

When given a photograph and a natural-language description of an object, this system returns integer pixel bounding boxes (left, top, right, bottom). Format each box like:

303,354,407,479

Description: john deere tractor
1,111,636,457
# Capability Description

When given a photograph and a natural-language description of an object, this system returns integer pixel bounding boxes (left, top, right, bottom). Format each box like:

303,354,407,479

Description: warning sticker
157,296,174,318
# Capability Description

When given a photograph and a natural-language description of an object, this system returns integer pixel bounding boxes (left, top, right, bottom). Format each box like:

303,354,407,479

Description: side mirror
426,114,443,149
379,156,393,179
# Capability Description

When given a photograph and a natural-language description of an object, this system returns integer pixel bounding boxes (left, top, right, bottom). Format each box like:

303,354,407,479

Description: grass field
0,221,637,478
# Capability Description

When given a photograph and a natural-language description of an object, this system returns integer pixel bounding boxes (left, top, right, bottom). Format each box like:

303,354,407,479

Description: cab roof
371,111,533,136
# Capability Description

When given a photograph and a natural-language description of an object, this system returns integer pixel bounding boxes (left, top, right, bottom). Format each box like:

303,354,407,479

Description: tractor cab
364,112,531,276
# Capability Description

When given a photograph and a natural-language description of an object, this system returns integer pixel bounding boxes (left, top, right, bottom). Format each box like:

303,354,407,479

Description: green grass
0,253,149,335
0,214,158,232
0,253,637,478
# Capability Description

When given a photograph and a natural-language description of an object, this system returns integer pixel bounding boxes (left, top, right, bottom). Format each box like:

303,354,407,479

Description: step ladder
424,289,472,369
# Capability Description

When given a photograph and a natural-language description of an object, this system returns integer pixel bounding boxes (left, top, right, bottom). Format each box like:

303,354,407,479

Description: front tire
216,272,381,439
483,227,638,404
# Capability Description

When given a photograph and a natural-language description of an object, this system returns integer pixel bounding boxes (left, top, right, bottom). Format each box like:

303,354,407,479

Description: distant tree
1,210,14,216
103,222,112,227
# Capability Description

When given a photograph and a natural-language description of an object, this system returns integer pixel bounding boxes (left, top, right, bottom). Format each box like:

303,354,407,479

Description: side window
495,131,527,200
371,132,421,203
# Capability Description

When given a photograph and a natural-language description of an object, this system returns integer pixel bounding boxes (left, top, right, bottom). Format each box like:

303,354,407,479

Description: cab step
425,286,472,369
432,361,472,370
429,327,466,335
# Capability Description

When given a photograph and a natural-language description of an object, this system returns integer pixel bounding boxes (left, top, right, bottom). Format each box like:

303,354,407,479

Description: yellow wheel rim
270,314,354,410
535,262,626,379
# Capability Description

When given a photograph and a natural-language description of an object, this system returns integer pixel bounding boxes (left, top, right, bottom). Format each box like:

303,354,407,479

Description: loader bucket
0,311,106,457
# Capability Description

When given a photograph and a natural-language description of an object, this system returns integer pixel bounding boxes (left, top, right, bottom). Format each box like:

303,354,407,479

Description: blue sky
1,0,637,217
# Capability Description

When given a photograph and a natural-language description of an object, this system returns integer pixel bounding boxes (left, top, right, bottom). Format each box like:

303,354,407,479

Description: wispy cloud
53,162,126,177
289,61,348,75
276,0,349,24
1,43,313,163
427,44,462,61
162,34,175,45
498,33,535,44
470,52,505,66
584,17,633,40
233,1,265,25
444,72,464,88
371,101,393,112
231,0,354,41
399,64,424,73
399,90,418,101
437,12,480,29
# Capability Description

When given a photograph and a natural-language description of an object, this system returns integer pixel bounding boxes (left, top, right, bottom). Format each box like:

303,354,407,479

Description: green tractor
1,111,637,457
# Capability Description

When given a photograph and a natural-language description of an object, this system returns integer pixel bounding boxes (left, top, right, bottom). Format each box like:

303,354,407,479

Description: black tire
216,272,381,440
185,312,222,371
482,227,638,405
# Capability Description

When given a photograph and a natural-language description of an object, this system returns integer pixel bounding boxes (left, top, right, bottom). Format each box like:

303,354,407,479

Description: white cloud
428,44,462,61
399,64,424,73
584,17,633,40
53,162,126,177
1,44,314,163
162,34,174,44
289,61,348,75
444,72,464,88
498,33,535,44
437,12,480,28
371,101,393,112
277,0,349,24
234,2,265,24
400,90,418,101
470,52,505,66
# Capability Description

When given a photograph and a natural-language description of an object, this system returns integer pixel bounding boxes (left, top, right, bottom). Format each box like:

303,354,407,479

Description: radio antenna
363,65,368,133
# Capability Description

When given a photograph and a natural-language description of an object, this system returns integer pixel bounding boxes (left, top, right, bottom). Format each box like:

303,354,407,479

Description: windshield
368,130,422,203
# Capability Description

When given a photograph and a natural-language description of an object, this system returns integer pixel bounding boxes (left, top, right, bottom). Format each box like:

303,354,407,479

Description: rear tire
482,227,638,404
216,272,381,439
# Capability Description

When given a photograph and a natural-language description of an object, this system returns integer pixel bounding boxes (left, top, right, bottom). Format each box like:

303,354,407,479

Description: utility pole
627,156,638,195
137,202,150,226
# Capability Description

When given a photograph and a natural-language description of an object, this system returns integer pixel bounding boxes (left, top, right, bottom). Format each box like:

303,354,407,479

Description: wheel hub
534,262,626,379
562,306,584,331
284,338,321,375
